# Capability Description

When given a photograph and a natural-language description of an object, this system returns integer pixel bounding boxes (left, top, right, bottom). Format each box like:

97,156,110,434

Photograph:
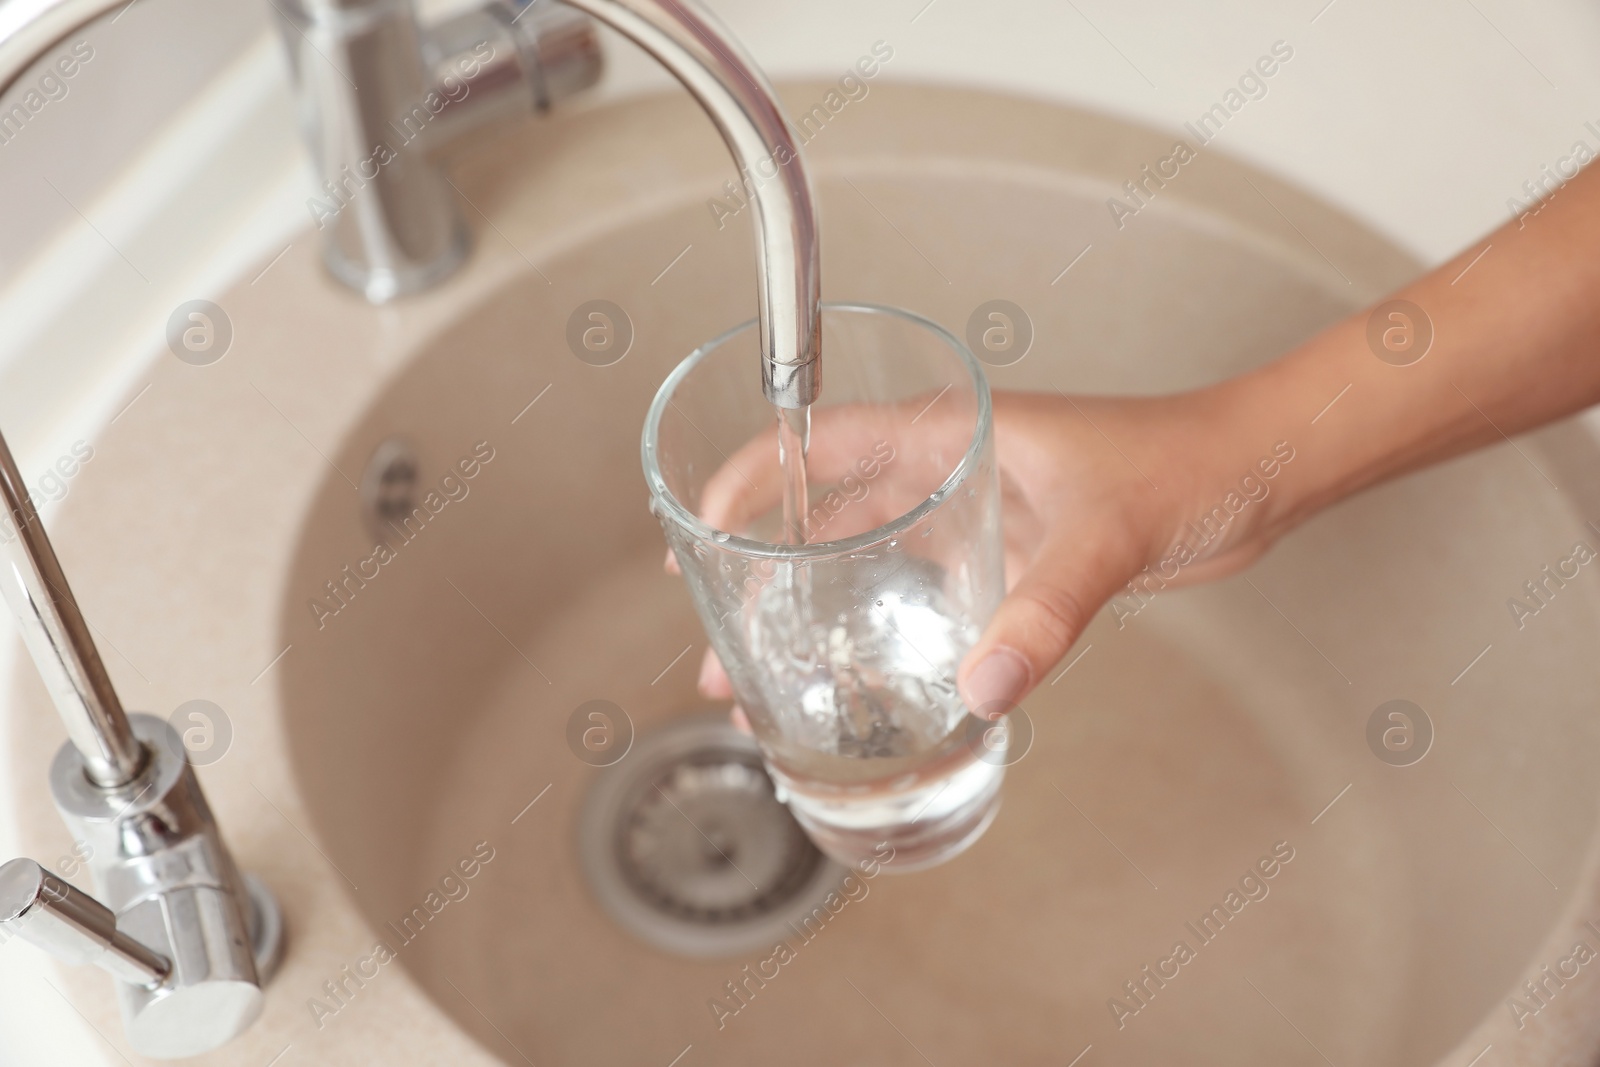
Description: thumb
957,533,1138,718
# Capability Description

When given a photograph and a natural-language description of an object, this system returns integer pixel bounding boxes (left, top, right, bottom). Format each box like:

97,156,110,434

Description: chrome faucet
0,410,284,1058
0,0,820,1055
275,0,822,405
0,8,296,1034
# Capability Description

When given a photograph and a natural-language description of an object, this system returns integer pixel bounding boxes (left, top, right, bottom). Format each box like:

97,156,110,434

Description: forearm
950,165,1600,714
1213,162,1600,540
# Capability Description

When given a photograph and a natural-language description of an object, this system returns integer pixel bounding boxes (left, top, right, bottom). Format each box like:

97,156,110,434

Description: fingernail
697,654,719,694
962,646,1030,719
663,547,679,575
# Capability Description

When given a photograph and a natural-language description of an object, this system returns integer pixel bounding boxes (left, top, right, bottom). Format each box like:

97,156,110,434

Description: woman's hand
680,163,1600,722
685,386,1295,718
949,389,1286,717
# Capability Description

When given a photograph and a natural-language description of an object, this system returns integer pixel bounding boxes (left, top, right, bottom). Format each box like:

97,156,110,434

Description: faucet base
322,222,472,305
49,715,273,1059
243,872,287,986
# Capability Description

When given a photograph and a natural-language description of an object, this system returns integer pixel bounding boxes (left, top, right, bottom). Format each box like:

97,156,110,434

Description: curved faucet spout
557,0,822,408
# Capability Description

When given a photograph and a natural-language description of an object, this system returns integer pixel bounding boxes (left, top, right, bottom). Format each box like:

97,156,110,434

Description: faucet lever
0,858,170,988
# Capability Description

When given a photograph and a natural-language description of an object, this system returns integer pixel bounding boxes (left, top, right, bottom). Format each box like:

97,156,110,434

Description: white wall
6,0,1599,285
695,0,1600,263
0,0,266,290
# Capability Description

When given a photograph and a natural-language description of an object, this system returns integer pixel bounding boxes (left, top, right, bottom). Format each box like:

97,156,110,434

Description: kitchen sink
8,81,1600,1065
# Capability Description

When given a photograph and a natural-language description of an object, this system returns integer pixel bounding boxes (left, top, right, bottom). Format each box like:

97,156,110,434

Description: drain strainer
579,713,845,958
359,438,419,542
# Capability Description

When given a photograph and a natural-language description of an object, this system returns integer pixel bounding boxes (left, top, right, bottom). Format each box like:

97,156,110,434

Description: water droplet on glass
713,531,731,543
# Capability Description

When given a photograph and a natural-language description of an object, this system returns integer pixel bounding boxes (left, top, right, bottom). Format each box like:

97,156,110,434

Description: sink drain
359,438,419,542
578,712,844,958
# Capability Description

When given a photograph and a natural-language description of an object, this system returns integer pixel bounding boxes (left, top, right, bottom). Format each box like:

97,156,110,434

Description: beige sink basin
11,82,1600,1065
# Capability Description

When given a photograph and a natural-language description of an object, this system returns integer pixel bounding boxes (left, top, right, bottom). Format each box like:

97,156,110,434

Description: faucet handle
0,858,170,987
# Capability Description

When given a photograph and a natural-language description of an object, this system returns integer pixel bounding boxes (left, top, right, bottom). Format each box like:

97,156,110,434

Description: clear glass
642,304,1005,872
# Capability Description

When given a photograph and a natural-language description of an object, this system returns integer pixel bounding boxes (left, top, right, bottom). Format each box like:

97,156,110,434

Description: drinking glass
642,303,1006,872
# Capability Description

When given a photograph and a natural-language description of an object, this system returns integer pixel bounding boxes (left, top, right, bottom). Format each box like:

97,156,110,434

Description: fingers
957,530,1137,718
697,423,784,535
696,395,958,536
697,651,747,733
667,388,968,578
697,647,733,699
